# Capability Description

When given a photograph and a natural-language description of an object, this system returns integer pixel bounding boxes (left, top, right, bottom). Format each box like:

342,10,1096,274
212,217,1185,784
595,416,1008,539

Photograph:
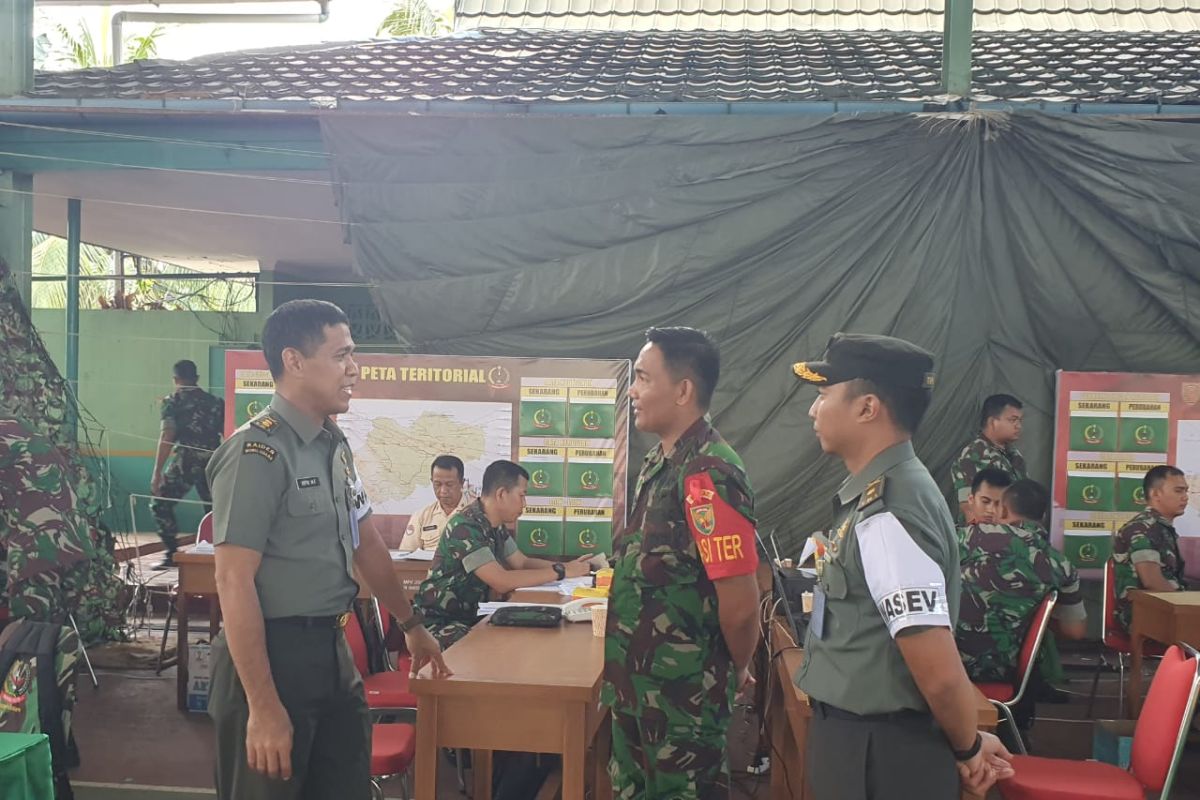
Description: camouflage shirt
415,499,519,628
1113,509,1187,632
956,520,1085,682
950,434,1027,522
601,417,758,732
161,387,224,465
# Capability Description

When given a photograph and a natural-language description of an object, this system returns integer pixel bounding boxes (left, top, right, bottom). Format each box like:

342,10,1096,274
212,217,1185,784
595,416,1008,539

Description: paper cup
591,605,608,637
802,592,814,613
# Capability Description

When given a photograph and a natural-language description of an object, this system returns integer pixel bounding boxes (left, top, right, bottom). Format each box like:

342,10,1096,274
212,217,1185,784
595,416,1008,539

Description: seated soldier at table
957,479,1086,745
413,459,592,649
960,467,1013,529
399,454,476,551
1112,464,1190,634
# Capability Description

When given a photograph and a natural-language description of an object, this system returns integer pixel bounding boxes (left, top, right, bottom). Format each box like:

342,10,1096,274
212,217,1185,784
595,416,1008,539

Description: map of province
338,400,512,516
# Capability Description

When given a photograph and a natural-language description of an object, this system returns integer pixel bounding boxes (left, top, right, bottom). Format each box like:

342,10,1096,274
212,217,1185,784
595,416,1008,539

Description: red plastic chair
972,591,1057,755
344,606,418,712
1000,643,1200,800
197,512,214,544
370,722,416,800
1086,560,1167,718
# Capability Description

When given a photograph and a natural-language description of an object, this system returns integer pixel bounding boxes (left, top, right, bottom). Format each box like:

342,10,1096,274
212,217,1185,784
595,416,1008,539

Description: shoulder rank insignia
858,477,885,511
250,414,280,434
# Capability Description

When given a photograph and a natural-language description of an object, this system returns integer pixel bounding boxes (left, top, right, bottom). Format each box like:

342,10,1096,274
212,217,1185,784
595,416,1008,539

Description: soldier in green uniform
151,359,224,568
1113,465,1189,633
950,394,1027,524
603,327,761,800
414,459,592,649
957,479,1086,748
792,333,1013,800
206,300,449,800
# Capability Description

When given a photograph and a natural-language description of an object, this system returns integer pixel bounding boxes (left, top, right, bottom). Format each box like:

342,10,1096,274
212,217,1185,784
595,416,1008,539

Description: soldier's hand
246,699,293,781
957,732,1013,796
406,625,453,678
564,556,592,579
150,475,163,496
735,666,756,698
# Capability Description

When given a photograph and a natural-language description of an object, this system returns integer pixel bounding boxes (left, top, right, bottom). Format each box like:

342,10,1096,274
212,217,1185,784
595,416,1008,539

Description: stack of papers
512,576,594,595
390,549,436,562
477,601,554,617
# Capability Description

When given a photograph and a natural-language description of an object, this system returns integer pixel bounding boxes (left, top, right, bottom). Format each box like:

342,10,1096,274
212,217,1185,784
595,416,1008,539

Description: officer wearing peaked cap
791,333,1014,800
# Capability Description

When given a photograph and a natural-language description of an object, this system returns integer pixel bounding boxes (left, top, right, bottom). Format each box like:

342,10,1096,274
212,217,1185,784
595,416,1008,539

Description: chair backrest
1010,591,1058,704
343,608,372,677
197,512,214,544
1131,643,1200,796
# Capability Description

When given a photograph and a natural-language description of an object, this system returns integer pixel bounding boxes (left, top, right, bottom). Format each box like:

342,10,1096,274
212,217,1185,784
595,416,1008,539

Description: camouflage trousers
151,456,211,551
609,705,730,800
425,619,473,651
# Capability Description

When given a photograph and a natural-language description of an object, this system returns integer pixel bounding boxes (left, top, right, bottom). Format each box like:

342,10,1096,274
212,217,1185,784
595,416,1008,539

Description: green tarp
320,112,1200,548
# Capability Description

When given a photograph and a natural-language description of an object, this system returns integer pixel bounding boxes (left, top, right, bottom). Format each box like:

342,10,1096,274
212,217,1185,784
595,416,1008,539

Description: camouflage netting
0,262,125,643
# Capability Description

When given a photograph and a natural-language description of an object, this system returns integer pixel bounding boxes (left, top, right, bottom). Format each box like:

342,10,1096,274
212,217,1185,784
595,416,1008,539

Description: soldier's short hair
845,379,931,435
645,327,720,411
482,460,529,496
980,394,1022,430
1145,465,1185,496
972,467,1013,494
261,300,351,379
1004,479,1049,523
173,359,199,383
431,455,465,480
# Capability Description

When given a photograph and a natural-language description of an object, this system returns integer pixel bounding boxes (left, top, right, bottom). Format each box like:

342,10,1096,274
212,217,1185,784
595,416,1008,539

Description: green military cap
792,333,936,391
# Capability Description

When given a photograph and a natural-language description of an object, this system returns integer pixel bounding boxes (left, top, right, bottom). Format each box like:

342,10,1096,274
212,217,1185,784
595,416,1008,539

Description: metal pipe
32,271,258,282
112,1,330,65
65,197,80,436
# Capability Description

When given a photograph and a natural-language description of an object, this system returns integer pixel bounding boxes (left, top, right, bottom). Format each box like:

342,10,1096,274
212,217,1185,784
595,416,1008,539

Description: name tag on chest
296,477,321,490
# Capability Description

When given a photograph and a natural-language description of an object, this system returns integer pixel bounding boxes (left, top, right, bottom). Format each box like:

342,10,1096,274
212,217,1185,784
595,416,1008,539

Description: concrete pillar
0,0,34,308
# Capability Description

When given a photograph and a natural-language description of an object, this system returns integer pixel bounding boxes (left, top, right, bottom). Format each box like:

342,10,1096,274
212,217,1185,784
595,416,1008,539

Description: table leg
593,709,612,800
769,696,787,800
1127,628,1145,719
472,749,493,800
414,696,439,800
563,703,586,800
176,592,189,713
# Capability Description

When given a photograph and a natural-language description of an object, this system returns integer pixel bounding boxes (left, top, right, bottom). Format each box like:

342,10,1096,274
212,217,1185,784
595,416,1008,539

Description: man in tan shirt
399,455,475,551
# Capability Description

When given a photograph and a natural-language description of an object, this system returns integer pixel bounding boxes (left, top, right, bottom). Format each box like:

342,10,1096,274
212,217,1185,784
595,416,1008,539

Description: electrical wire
0,120,331,160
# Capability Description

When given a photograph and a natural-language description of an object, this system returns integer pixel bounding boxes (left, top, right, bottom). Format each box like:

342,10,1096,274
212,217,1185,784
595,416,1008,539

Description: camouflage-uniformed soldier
603,327,761,800
793,333,1013,800
950,394,1027,523
416,460,591,649
150,359,224,568
1113,465,1189,633
206,300,447,800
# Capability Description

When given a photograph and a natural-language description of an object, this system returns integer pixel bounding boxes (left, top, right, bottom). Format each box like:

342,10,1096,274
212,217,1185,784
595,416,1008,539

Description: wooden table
411,591,610,800
172,549,432,712
765,618,998,800
1127,590,1200,717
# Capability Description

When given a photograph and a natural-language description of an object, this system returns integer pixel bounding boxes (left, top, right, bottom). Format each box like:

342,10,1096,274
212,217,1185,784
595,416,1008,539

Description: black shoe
153,556,176,570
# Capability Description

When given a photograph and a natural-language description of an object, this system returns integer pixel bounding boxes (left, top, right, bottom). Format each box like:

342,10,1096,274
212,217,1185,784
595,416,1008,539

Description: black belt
810,700,931,725
265,612,352,629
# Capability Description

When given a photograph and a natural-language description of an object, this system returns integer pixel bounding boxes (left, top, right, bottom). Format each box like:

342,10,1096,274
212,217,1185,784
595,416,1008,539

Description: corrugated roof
453,0,1200,32
28,30,1200,105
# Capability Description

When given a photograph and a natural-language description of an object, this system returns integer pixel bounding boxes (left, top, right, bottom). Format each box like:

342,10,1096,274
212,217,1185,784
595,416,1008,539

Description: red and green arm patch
684,471,758,580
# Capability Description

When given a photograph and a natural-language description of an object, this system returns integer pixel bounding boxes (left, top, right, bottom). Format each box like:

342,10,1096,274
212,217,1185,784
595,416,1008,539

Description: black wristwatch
397,611,425,634
953,733,982,762
552,562,566,580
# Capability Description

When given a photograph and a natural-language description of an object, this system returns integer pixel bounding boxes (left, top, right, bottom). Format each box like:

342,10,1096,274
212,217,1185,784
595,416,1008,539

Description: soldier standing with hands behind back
206,300,449,800
792,333,1014,799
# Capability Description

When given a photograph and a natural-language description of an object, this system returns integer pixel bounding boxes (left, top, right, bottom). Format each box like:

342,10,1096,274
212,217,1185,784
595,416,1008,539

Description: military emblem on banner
1183,383,1200,407
690,504,716,536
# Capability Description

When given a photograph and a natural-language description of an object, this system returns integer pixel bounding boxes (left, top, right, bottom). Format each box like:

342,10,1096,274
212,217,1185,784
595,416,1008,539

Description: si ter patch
243,441,278,462
297,477,320,489
858,477,885,511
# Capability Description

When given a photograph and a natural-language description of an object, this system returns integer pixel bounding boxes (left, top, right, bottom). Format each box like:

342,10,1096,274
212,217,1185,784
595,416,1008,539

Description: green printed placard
567,448,614,499
1069,400,1118,452
564,506,613,556
1063,520,1113,569
516,504,565,556
1116,463,1154,513
519,445,566,498
568,387,617,439
1118,402,1169,454
519,386,567,437
1065,460,1116,512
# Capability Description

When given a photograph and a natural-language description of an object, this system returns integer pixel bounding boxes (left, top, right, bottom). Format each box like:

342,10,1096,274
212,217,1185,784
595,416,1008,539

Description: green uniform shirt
206,394,367,619
956,521,1085,682
415,499,520,628
949,434,1027,522
797,440,961,715
161,386,224,467
1112,508,1187,632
